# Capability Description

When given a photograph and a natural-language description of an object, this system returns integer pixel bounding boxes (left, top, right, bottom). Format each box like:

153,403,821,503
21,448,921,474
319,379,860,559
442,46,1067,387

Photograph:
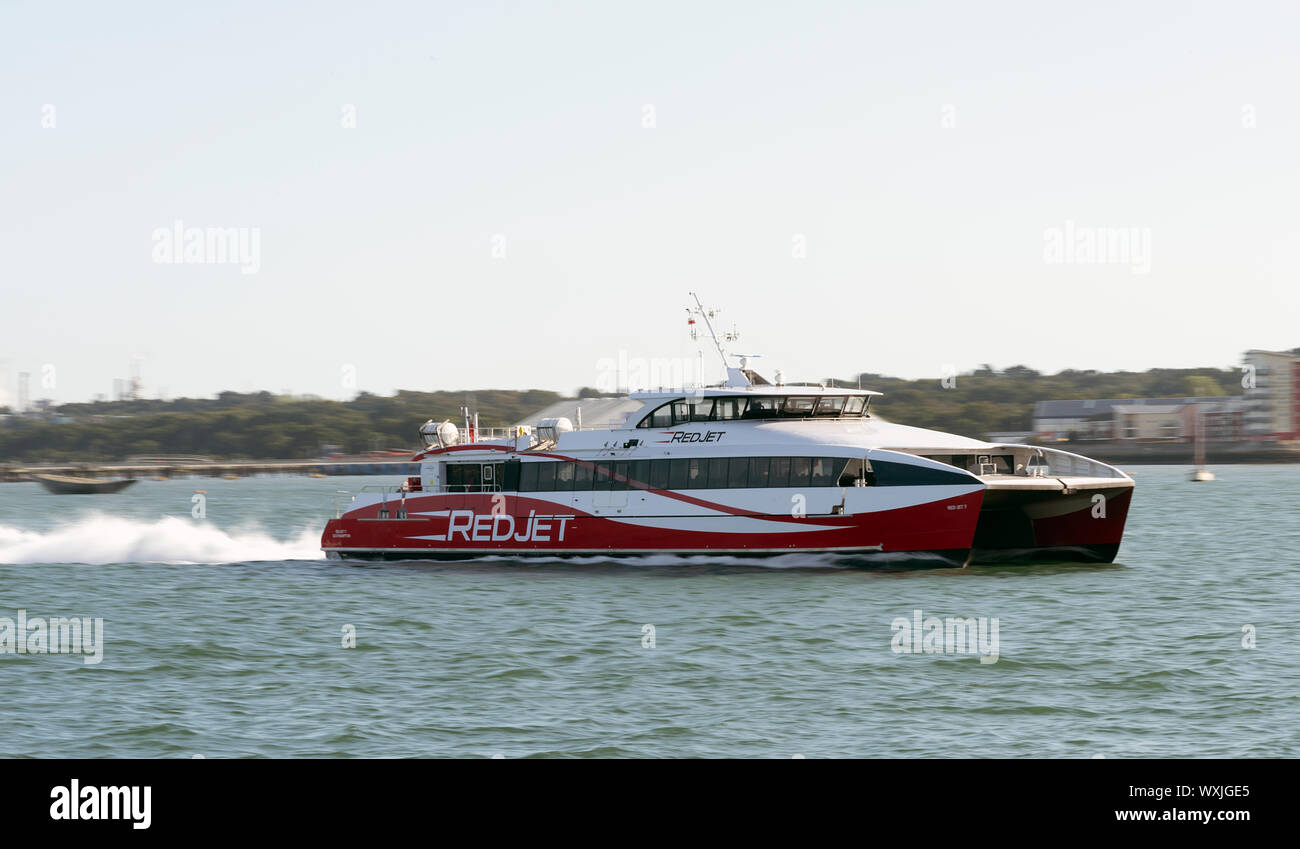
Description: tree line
0,366,1241,463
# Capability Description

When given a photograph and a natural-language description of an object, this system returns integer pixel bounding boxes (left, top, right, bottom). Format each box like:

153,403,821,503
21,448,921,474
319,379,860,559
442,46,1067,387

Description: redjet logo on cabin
665,431,726,443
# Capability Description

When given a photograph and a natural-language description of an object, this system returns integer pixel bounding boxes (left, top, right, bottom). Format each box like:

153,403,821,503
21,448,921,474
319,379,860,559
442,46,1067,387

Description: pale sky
2,1,1297,405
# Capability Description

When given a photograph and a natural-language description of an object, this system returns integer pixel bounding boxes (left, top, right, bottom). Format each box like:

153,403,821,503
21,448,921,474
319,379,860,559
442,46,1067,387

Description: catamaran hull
969,485,1133,564
322,480,1134,566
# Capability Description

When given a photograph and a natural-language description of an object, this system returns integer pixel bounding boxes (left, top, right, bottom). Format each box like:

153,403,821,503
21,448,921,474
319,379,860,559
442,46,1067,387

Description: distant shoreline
0,459,420,483
3,449,1298,484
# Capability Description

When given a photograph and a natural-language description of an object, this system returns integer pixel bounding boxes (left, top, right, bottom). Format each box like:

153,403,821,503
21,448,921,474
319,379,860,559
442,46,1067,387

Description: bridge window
745,397,782,418
814,396,845,416
637,394,872,427
714,398,748,420
689,399,714,421
782,397,817,416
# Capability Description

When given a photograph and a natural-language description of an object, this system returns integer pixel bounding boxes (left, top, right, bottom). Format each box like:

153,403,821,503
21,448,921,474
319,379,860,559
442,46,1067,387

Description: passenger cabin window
838,458,873,486
649,459,670,489
668,458,689,489
810,457,839,486
444,462,504,492
727,458,749,488
509,455,975,492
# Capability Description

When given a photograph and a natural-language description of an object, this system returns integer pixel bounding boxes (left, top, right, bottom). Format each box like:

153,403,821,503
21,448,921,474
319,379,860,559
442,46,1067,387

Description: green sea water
0,465,1296,757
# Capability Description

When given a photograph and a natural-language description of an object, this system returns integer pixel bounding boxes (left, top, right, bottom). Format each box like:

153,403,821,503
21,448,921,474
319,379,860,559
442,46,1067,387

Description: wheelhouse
633,391,877,429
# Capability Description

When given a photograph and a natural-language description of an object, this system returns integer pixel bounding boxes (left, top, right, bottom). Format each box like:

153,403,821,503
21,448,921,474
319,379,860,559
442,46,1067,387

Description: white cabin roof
629,386,883,400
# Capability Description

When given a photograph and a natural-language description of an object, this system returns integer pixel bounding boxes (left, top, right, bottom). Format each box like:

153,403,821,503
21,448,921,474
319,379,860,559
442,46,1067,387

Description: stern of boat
962,446,1134,564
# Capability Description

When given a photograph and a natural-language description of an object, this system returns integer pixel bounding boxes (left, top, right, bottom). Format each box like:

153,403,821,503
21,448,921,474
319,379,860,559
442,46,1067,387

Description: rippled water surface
1,467,1297,757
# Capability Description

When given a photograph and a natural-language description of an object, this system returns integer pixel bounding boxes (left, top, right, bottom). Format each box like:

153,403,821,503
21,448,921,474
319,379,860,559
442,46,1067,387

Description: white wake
0,514,323,565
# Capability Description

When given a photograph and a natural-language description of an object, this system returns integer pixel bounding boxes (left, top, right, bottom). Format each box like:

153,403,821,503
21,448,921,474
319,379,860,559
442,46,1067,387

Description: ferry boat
321,301,1134,566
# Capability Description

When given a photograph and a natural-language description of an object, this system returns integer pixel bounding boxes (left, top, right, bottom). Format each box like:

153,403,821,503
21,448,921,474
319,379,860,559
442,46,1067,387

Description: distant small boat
1190,468,1215,482
32,473,138,494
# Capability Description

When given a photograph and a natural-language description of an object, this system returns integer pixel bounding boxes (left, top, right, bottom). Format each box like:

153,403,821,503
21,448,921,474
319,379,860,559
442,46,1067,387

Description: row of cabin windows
517,456,860,492
440,457,973,492
636,395,868,428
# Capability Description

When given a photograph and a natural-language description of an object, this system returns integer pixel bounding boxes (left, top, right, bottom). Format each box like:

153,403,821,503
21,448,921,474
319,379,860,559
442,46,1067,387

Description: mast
687,291,731,376
1193,403,1206,467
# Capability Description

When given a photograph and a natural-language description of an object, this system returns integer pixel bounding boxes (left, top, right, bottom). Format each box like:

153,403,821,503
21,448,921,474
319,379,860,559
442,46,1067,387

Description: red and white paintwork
321,385,1135,566
323,447,985,564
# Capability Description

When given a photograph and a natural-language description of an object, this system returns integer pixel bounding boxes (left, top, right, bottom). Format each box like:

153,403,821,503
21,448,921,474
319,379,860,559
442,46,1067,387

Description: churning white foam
0,514,323,565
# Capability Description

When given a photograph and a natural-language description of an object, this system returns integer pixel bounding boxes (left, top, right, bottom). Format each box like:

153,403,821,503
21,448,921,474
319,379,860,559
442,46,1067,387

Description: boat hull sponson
970,486,1133,564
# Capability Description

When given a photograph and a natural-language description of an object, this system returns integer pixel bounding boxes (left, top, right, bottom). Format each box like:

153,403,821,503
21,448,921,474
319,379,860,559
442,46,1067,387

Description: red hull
322,489,985,560
970,486,1133,563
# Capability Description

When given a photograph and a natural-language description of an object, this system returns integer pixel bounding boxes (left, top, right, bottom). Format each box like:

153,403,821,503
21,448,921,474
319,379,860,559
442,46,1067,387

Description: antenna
687,292,737,376
129,354,146,401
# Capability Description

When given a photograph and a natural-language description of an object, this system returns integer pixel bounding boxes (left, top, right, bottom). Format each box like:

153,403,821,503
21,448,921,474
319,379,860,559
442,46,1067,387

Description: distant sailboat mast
1190,402,1215,482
